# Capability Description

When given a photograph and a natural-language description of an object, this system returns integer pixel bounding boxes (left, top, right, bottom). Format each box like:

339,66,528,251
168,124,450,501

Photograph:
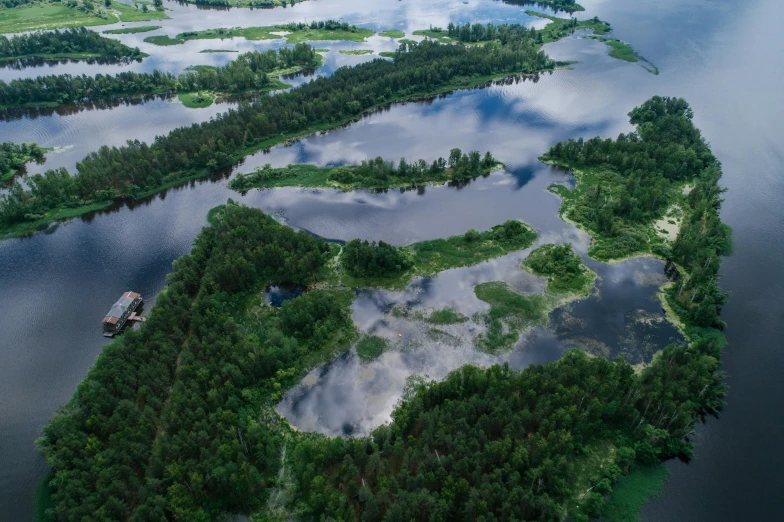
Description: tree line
229,148,497,191
0,43,318,108
0,36,557,235
0,27,143,61
342,239,414,278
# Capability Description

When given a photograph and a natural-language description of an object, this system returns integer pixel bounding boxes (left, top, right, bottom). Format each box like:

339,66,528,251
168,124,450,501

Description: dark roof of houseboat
103,292,141,322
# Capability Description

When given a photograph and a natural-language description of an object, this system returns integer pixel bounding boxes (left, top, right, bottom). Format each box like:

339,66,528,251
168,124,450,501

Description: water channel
1,0,783,520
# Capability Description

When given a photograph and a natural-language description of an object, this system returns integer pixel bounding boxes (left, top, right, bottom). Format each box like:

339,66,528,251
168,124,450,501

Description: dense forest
38,203,355,521
0,20,570,237
342,239,414,278
542,96,729,328
229,148,498,191
0,27,144,61
0,141,46,180
0,43,318,108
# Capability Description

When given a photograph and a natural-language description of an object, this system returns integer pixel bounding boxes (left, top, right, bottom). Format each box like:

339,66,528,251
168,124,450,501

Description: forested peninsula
0,17,615,239
37,97,729,521
0,27,145,66
230,148,499,192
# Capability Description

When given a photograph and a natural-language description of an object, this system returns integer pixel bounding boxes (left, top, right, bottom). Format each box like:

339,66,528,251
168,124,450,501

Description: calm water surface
1,0,783,520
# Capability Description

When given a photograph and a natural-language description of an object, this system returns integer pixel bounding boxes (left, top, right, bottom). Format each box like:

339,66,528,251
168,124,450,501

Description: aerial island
36,96,729,521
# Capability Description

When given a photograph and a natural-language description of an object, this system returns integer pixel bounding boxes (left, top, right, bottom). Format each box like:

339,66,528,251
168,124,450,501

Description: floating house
102,291,143,337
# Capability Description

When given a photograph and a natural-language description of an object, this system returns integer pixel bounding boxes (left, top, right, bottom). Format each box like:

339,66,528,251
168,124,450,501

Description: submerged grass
356,336,388,362
474,282,550,352
425,308,468,325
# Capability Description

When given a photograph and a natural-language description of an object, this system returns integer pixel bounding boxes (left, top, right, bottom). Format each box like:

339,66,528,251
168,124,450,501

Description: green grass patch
177,25,375,44
398,38,417,45
143,34,184,46
178,91,214,108
111,2,168,22
425,308,468,325
103,24,160,34
602,464,669,521
356,336,387,362
184,64,217,73
0,3,117,34
379,29,405,38
412,29,454,43
199,48,239,53
474,282,549,352
338,49,373,55
523,243,595,295
379,51,396,58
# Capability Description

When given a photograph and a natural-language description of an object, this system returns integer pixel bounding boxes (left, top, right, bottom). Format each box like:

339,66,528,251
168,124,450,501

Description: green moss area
355,336,388,362
425,307,468,325
338,49,373,55
523,243,596,294
378,51,396,58
379,29,405,38
103,24,160,34
178,91,214,108
0,3,117,34
110,2,167,23
175,24,375,45
143,34,183,46
339,220,537,289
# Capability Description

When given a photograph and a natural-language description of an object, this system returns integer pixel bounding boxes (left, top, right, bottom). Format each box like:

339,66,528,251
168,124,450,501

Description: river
0,0,782,519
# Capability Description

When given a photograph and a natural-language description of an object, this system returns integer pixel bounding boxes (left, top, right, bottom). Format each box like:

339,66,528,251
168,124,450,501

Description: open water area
1,0,783,520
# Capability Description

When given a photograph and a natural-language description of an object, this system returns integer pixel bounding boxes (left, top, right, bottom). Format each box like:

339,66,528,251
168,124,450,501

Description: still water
1,0,783,520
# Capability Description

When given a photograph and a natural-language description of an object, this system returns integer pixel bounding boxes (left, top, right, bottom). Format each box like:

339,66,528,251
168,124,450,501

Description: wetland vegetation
102,24,160,35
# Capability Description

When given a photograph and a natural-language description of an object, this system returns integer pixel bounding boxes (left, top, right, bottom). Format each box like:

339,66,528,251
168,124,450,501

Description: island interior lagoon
1,0,783,521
